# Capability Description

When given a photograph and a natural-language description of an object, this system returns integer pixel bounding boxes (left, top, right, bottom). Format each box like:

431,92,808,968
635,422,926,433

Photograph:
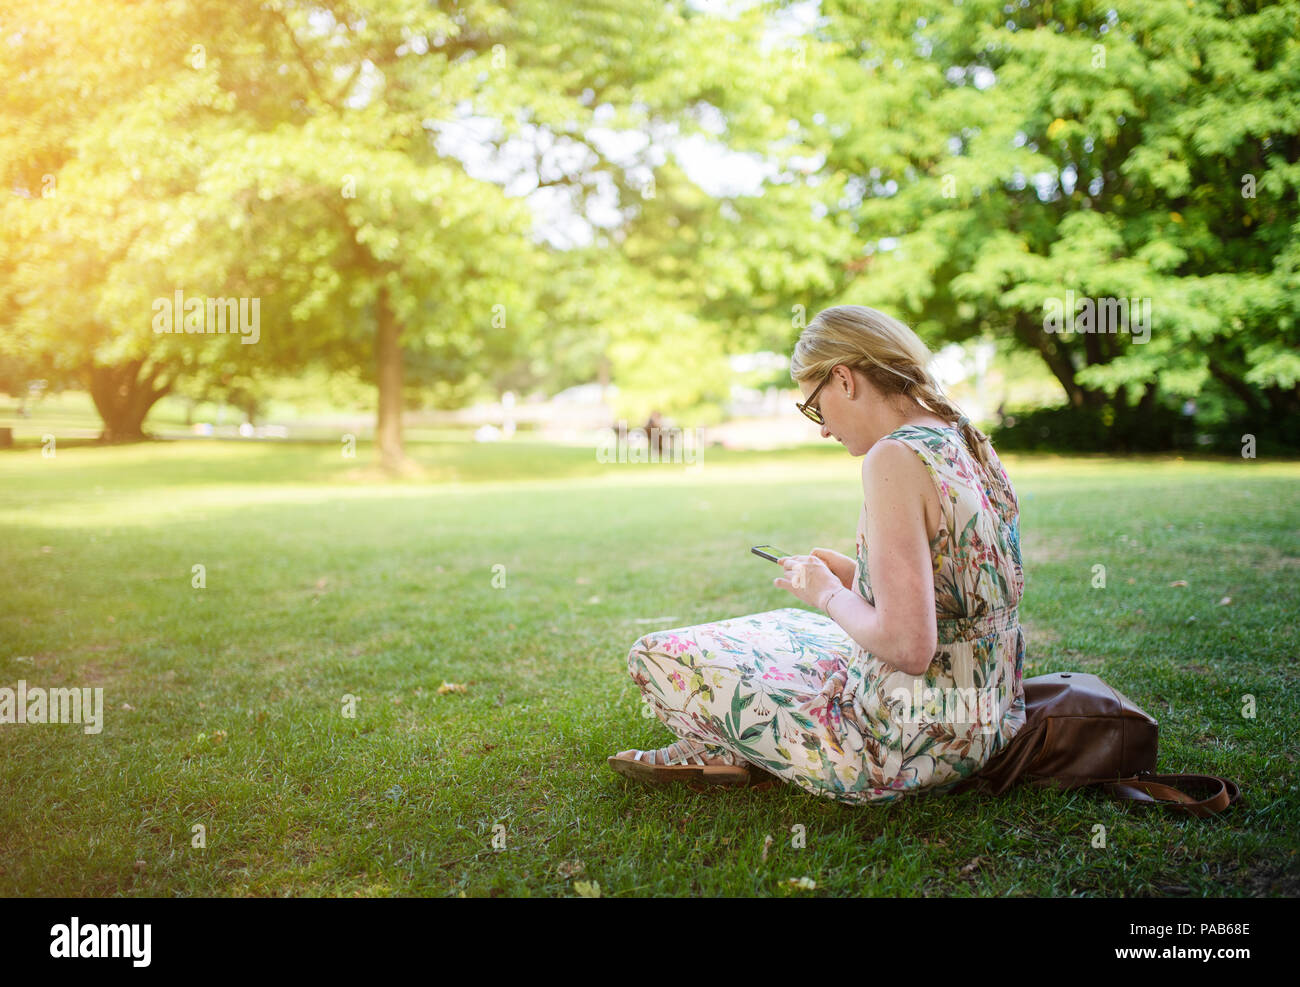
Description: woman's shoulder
862,429,938,483
880,422,1018,513
861,429,948,546
873,422,963,472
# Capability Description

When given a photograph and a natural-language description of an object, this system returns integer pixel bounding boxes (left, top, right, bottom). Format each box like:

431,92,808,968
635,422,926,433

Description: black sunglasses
796,368,836,425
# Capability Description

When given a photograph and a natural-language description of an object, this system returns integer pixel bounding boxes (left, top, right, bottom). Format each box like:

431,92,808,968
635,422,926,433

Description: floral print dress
623,424,1027,805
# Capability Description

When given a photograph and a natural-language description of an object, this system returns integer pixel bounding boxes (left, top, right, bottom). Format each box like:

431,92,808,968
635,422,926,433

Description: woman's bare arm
820,440,938,676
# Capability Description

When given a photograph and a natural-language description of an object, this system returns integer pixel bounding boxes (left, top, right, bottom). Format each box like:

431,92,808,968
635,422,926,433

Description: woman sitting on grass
607,305,1028,804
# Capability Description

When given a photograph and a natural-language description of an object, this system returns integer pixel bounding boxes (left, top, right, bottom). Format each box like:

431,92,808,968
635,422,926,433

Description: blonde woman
608,305,1028,804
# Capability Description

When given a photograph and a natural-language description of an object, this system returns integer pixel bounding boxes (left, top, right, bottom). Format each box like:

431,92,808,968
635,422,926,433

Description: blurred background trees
2,0,1296,459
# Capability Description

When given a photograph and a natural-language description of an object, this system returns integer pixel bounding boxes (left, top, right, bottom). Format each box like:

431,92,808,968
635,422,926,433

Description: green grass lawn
0,437,1297,897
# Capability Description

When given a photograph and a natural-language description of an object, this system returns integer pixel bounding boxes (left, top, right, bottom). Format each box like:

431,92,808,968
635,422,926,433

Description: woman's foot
612,745,735,766
607,737,752,785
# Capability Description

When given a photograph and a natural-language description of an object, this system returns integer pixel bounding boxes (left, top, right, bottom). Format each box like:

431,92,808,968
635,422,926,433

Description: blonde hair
791,304,1007,488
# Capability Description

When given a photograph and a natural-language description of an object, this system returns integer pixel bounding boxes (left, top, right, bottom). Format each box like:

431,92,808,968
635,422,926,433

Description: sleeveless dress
624,423,1027,806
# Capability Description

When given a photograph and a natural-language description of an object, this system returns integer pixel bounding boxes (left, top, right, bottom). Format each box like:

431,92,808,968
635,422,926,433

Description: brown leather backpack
950,671,1241,817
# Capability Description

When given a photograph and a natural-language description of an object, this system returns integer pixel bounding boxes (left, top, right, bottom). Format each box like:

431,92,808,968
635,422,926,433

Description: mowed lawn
0,437,1296,897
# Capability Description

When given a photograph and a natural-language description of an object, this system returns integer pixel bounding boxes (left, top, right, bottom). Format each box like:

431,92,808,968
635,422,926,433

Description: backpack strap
1100,772,1241,817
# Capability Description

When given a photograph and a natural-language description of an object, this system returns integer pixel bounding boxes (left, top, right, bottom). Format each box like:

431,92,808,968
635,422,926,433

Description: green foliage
1,0,838,439
799,0,1300,440
3,0,1296,448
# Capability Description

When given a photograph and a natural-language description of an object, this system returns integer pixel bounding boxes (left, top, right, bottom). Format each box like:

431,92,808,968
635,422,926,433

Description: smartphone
750,545,791,564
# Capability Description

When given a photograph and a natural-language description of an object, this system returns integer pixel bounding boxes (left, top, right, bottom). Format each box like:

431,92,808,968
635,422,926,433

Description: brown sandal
607,737,752,786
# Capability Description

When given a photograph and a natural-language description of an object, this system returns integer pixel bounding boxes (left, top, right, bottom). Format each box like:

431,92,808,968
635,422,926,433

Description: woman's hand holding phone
773,553,842,610
809,547,855,589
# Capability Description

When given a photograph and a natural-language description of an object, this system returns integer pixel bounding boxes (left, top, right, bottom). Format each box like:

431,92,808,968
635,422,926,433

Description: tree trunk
86,360,172,443
1206,361,1264,417
374,283,411,472
1014,311,1100,408
597,352,610,402
1136,380,1158,414
1263,384,1300,421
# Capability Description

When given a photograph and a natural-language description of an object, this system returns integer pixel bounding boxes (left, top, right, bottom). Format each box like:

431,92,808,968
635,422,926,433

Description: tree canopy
3,0,1296,454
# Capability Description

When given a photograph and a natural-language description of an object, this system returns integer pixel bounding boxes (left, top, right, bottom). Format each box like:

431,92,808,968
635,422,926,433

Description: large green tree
2,0,543,461
790,0,1300,439
1,0,850,461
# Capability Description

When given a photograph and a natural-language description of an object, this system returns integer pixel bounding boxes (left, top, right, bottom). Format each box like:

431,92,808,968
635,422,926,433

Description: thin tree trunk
597,353,610,403
374,283,410,472
1136,380,1157,414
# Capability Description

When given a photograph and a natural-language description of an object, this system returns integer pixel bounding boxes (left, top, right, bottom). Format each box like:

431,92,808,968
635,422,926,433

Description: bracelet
820,587,850,612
